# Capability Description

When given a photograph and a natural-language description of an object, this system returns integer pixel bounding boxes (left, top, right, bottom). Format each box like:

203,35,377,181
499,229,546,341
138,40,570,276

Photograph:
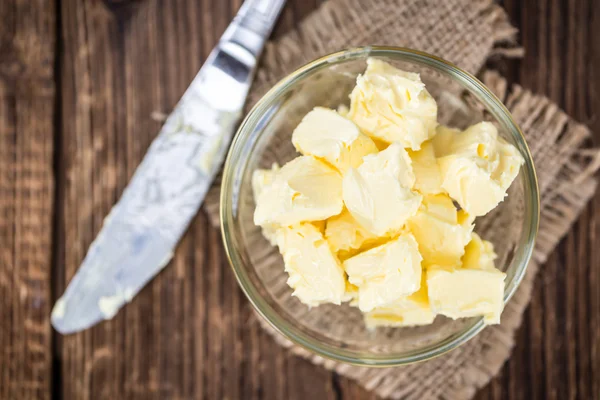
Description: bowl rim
220,46,540,366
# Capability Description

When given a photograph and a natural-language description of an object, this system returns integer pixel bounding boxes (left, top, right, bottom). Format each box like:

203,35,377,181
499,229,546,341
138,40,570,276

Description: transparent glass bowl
220,47,539,366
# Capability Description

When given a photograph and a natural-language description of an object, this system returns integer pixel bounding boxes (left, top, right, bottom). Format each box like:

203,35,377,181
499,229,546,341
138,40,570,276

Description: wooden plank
0,0,56,399
475,0,600,399
56,0,338,399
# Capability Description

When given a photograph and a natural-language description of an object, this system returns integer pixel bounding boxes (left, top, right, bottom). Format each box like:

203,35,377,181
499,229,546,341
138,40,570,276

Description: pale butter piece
408,140,444,195
364,276,435,328
311,219,326,234
431,124,461,157
437,122,524,216
341,281,359,304
342,143,422,236
343,233,422,312
427,266,505,324
251,164,280,244
407,194,474,267
336,104,350,117
276,223,346,307
251,163,279,200
292,107,378,173
348,58,438,150
427,234,505,324
254,156,343,227
325,208,378,254
462,232,497,270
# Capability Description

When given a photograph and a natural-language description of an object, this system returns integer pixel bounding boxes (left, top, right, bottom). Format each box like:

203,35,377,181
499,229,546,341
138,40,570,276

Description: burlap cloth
202,0,600,398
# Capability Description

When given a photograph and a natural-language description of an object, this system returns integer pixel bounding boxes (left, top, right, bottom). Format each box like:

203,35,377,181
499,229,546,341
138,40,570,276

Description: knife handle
220,0,287,60
236,0,287,35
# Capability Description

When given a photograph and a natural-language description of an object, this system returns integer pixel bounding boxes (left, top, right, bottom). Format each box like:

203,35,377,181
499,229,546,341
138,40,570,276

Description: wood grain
476,1,600,399
0,0,596,399
55,1,338,399
0,0,56,399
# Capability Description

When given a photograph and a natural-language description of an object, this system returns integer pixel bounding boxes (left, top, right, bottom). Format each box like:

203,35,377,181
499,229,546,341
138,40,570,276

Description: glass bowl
220,46,539,366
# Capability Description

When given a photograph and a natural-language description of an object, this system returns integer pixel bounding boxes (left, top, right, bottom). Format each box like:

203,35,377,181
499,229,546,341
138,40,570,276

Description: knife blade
51,0,287,334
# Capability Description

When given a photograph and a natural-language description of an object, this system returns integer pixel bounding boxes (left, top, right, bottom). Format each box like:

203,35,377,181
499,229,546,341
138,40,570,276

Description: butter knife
51,0,286,334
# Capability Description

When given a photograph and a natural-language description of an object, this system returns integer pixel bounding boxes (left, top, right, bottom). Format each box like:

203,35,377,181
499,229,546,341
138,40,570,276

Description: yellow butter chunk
254,156,343,227
427,230,505,324
337,104,350,117
462,232,497,270
348,58,438,150
408,140,444,195
343,233,423,312
311,219,326,234
325,208,378,254
342,143,422,236
431,124,461,156
251,164,279,199
251,164,281,244
364,277,435,328
276,223,346,307
341,281,359,304
437,122,524,216
427,266,505,325
292,107,378,173
407,194,473,267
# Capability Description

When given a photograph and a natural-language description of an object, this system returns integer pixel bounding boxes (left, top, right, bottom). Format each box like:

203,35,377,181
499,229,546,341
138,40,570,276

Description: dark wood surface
0,0,56,399
0,0,598,399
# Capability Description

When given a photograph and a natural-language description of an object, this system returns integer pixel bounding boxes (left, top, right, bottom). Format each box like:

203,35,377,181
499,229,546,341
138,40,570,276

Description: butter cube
292,107,378,173
325,208,378,254
337,104,350,117
407,194,473,267
348,58,438,150
408,140,444,195
251,163,279,199
276,223,346,306
437,122,524,216
343,143,422,236
364,277,435,328
427,229,505,324
427,267,505,324
251,164,280,244
341,281,359,304
462,232,497,270
254,156,343,227
431,125,461,156
343,233,422,312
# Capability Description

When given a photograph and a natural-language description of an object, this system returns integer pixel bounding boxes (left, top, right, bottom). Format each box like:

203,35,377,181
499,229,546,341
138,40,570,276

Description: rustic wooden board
475,1,600,399
56,0,340,399
0,0,56,399
0,0,594,399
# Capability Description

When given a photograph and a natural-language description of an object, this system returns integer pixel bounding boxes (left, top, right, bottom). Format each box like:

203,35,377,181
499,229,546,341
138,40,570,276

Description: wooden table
1,0,599,399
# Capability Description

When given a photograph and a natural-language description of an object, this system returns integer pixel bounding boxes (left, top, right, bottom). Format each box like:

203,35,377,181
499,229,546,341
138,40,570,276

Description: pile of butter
252,59,524,328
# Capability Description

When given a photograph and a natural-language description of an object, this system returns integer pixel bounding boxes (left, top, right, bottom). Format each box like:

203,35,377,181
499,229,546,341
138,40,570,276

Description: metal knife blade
51,0,286,334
